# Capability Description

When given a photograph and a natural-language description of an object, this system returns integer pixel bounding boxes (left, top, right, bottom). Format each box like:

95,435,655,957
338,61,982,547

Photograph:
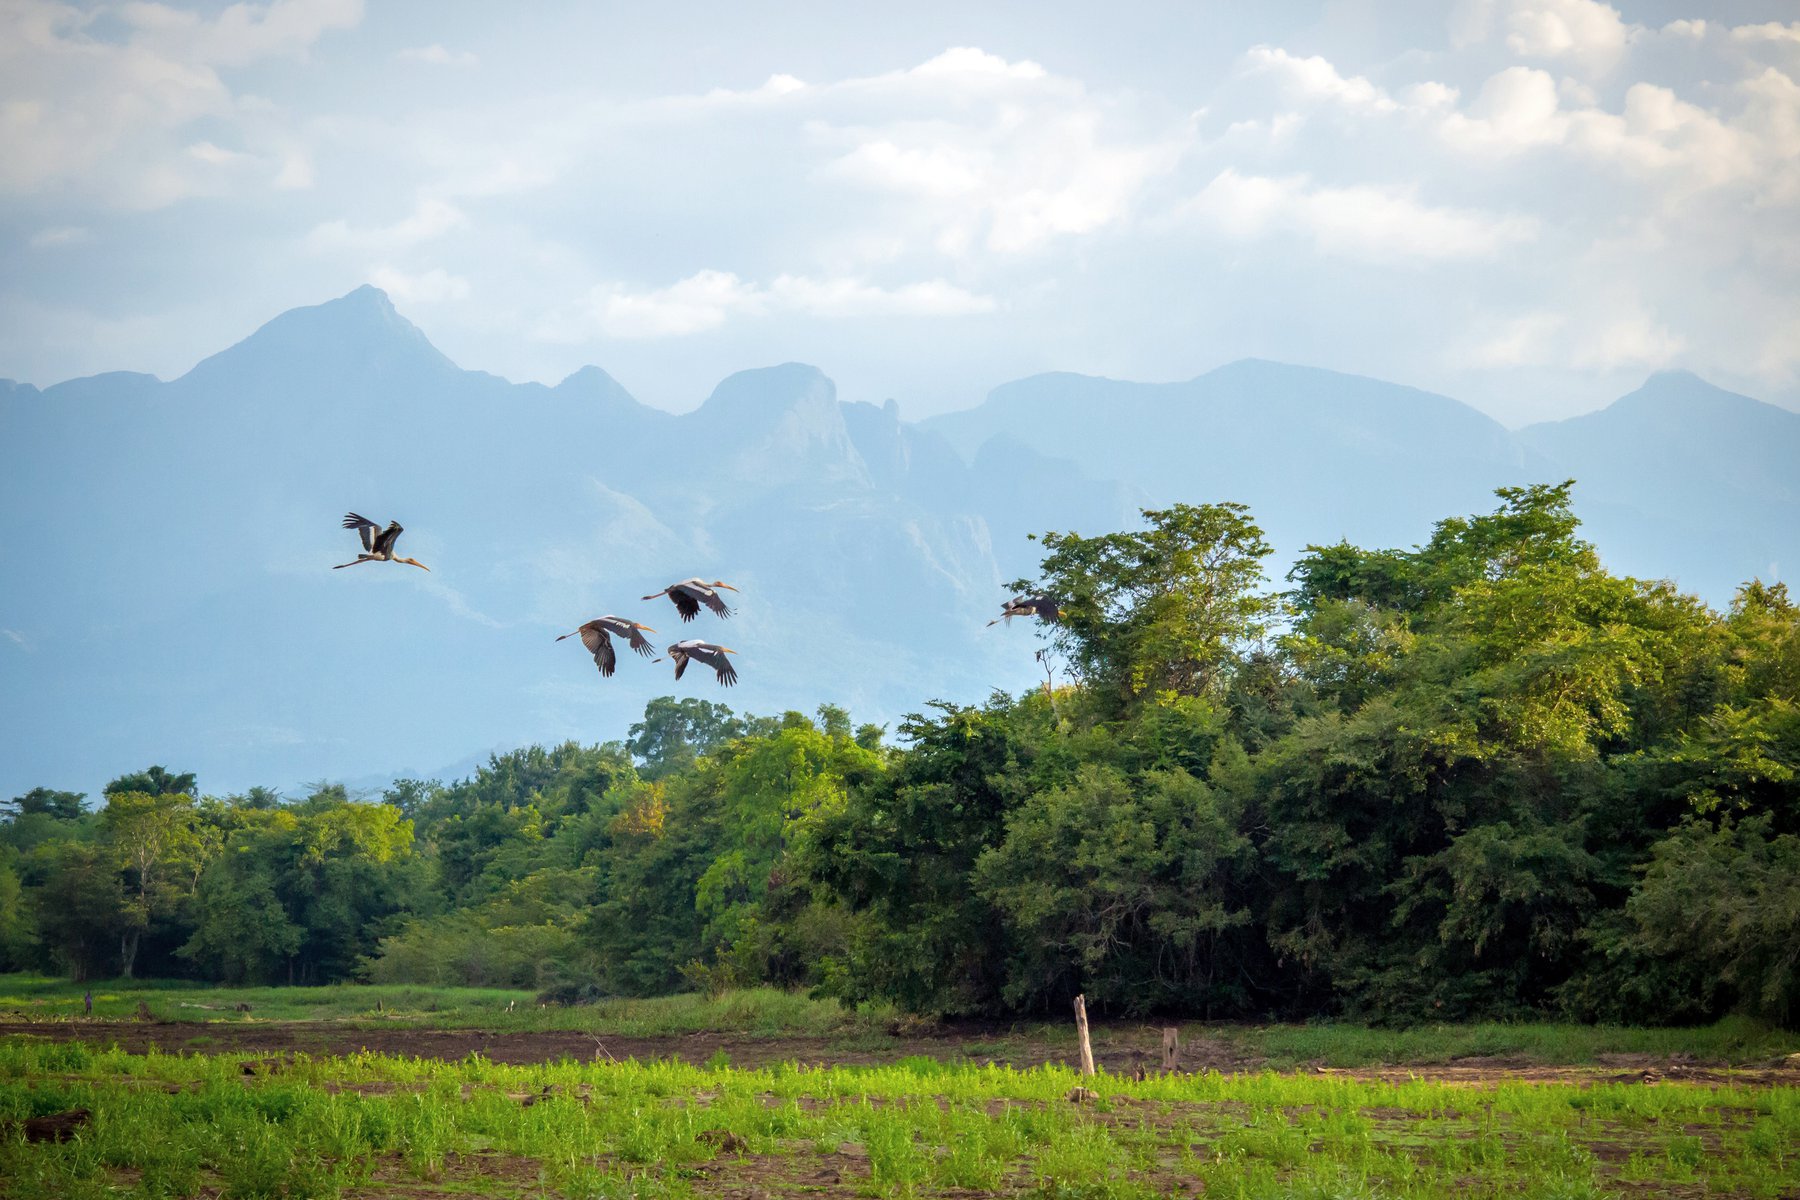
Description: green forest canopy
3,483,1796,1026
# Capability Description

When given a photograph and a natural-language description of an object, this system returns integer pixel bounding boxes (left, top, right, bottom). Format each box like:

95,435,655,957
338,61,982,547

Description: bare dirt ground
5,1020,1798,1087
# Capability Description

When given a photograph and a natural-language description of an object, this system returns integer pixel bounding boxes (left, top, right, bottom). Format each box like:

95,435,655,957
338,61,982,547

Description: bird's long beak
719,647,737,654
713,582,739,591
404,559,431,571
639,625,656,633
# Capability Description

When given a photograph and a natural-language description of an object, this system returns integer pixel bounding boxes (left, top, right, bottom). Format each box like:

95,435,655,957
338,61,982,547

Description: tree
31,843,125,980
4,788,85,822
100,789,205,978
104,766,197,798
799,700,1030,1015
1023,503,1275,712
1624,816,1800,1024
0,848,39,970
973,764,1253,1014
627,697,752,778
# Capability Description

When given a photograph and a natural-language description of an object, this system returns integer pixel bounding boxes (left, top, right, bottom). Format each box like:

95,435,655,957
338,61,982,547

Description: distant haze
3,2,1799,425
2,287,1796,800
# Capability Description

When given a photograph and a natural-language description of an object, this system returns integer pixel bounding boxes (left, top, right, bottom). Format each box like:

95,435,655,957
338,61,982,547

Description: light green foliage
179,796,422,986
1024,502,1275,711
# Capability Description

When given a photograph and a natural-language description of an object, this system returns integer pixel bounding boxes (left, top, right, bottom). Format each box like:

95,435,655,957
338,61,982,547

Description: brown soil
4,1020,1797,1087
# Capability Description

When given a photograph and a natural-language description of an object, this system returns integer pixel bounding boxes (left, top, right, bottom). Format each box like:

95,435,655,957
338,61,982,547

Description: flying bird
657,640,739,686
556,616,657,678
642,578,738,621
988,594,1059,626
334,513,430,571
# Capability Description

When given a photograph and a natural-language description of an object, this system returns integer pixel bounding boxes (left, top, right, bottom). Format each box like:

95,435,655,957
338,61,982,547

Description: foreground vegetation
2,1038,1795,1200
4,482,1798,1029
0,977,897,1038
5,977,1799,1076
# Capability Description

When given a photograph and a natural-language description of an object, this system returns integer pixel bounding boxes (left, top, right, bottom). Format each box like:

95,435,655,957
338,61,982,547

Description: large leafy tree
1022,503,1275,712
99,788,209,978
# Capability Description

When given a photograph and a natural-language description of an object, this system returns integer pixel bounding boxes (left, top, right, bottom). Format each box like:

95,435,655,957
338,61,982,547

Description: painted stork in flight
334,513,430,571
988,594,1059,626
556,617,657,677
658,640,739,686
642,578,738,621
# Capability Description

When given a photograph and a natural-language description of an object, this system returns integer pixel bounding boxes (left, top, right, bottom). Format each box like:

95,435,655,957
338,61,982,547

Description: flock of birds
333,512,1059,689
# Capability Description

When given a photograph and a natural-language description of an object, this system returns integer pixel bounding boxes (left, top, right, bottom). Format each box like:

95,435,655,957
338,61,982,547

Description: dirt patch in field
3,1020,1797,1087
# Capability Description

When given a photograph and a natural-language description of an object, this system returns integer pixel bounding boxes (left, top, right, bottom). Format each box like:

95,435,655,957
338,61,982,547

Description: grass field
5,976,1799,1070
1,1037,1795,1199
0,976,897,1038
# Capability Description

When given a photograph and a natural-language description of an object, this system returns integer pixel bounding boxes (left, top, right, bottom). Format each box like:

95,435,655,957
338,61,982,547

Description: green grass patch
0,976,894,1037
0,1037,1794,1199
1190,1014,1800,1069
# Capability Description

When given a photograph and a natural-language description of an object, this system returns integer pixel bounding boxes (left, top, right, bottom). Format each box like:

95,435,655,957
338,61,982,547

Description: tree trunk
119,930,139,979
1073,994,1096,1076
1161,1026,1181,1072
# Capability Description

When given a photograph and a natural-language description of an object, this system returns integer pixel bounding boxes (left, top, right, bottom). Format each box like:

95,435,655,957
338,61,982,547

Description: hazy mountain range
3,287,1794,798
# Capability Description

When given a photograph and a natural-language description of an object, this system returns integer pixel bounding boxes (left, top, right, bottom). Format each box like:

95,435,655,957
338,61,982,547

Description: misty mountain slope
924,359,1549,560
2,288,1791,798
0,289,1125,796
1519,371,1800,593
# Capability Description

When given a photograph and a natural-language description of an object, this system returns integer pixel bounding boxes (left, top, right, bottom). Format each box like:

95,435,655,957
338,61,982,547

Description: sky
3,0,1798,426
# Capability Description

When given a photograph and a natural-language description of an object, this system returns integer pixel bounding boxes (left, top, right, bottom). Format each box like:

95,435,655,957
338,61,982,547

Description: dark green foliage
103,766,197,798
3,788,85,822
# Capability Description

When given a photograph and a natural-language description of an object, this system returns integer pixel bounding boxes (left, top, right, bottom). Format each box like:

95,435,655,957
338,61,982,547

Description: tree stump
1161,1026,1180,1072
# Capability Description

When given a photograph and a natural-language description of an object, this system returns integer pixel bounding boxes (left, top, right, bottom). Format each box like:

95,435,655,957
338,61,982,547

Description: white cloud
368,265,470,304
0,0,362,205
1503,0,1631,71
1440,66,1568,152
120,0,362,68
307,198,466,251
1465,312,1566,368
1185,169,1537,261
1244,45,1398,112
27,225,91,248
578,270,995,339
1732,22,1800,46
1569,311,1686,370
397,44,477,67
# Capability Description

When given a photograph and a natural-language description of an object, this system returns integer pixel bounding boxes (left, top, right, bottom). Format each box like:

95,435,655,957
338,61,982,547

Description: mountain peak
700,363,835,413
1591,369,1781,426
176,286,459,390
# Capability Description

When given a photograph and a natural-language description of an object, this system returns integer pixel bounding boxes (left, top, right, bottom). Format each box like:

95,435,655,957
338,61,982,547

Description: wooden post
1161,1026,1180,1073
1073,994,1096,1077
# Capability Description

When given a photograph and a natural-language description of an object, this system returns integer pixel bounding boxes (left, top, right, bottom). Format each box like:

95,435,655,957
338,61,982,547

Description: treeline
3,483,1796,1025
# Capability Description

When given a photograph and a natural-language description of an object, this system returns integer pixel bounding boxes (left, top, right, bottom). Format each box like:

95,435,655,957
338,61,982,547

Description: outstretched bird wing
343,512,379,553
698,588,733,618
593,629,617,676
374,521,404,556
625,624,655,657
669,589,702,622
690,644,738,686
672,652,689,681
